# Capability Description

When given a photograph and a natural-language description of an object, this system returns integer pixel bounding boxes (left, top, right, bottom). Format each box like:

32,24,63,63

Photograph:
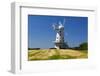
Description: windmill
52,19,68,49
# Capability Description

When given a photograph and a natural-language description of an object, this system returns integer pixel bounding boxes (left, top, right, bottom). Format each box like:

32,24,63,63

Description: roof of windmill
59,25,64,29
58,21,64,29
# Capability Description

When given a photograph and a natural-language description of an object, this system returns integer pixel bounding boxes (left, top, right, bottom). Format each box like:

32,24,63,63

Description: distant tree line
28,48,40,50
28,42,88,50
72,42,88,50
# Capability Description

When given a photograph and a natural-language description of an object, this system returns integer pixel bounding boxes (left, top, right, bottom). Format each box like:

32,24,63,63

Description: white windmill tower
53,19,68,49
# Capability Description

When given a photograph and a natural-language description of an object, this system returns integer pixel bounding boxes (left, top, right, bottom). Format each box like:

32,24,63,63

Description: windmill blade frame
52,23,58,30
63,18,66,26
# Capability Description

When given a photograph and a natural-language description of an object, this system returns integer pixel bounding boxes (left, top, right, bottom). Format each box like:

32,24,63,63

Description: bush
79,42,88,50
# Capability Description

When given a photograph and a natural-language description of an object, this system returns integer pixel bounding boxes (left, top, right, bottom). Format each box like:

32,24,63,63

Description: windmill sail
63,18,66,26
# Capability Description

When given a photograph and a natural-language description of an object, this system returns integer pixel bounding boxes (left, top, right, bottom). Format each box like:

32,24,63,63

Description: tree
79,42,88,50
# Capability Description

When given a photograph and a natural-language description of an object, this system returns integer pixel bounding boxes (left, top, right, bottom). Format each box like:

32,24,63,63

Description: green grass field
28,49,88,61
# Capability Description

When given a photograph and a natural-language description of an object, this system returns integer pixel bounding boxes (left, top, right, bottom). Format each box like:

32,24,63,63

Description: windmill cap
59,25,64,29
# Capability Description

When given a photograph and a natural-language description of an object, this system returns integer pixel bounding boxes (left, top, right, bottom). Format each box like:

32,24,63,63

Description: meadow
28,49,88,61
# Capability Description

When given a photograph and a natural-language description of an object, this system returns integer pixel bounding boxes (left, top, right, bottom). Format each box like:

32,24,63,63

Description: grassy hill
28,49,88,61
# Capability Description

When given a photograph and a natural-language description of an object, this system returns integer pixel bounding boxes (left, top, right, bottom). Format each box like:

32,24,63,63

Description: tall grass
28,49,88,61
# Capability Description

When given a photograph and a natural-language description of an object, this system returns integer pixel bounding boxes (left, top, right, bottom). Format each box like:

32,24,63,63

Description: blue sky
28,15,88,48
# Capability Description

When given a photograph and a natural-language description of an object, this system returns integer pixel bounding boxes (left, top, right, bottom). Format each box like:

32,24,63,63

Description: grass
28,49,88,61
48,55,77,59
